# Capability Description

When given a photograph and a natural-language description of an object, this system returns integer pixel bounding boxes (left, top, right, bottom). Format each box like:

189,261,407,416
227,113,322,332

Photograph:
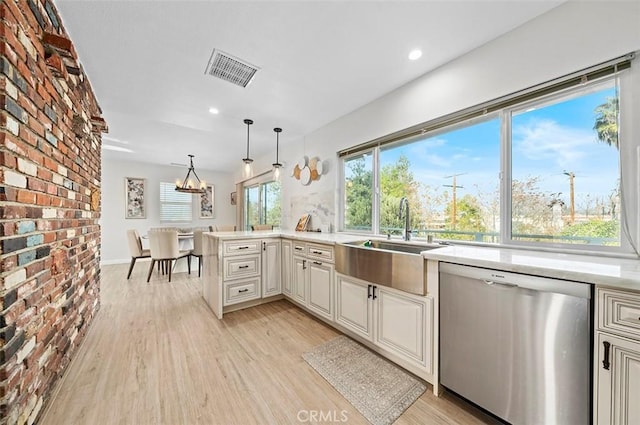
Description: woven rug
303,335,426,425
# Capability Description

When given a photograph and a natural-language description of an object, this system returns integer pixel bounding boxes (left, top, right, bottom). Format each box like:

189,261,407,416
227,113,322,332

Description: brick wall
0,1,106,424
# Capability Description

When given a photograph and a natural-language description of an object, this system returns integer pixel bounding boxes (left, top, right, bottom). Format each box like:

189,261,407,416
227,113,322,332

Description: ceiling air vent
204,49,260,88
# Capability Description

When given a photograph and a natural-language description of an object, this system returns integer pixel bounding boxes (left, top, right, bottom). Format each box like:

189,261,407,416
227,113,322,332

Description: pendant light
242,118,254,178
175,154,206,193
272,127,283,180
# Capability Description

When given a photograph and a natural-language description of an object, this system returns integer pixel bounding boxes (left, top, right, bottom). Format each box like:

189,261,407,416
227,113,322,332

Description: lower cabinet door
596,332,640,425
292,256,307,305
262,239,281,298
281,240,293,296
336,274,373,340
307,261,334,320
375,286,429,367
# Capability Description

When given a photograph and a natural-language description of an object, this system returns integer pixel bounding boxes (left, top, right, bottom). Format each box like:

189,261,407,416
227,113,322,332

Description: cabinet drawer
292,243,306,255
224,278,261,306
306,243,334,263
223,240,261,256
599,288,640,339
224,255,261,280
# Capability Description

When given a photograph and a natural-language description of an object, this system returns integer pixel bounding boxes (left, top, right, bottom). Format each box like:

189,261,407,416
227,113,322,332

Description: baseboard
100,258,150,266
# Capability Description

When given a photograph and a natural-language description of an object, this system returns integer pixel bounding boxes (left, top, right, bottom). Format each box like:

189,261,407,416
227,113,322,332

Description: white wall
102,158,236,263
246,1,640,233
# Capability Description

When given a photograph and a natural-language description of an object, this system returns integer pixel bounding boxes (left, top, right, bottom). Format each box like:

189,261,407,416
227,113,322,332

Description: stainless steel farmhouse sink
335,240,441,296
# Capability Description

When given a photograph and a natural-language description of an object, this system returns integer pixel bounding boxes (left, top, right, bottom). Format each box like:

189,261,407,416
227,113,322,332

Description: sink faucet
398,197,411,241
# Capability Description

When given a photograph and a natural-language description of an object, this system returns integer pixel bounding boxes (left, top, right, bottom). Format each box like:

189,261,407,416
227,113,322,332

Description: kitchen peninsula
202,230,440,388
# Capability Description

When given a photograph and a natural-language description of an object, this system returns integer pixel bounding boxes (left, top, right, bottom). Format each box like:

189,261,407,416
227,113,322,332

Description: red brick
35,192,49,205
27,178,45,192
42,32,77,59
17,190,36,204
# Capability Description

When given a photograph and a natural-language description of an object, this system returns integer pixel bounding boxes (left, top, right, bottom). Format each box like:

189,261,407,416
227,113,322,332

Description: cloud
407,138,452,168
513,119,594,166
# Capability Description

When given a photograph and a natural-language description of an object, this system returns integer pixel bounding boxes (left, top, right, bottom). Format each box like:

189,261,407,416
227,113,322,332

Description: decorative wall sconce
292,156,324,185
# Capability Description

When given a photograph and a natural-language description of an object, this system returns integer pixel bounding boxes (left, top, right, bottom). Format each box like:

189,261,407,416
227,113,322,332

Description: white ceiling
56,1,563,173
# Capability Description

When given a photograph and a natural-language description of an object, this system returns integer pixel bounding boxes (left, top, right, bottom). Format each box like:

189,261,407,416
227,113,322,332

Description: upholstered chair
146,230,191,282
190,230,205,277
251,224,274,231
215,225,237,231
126,229,150,279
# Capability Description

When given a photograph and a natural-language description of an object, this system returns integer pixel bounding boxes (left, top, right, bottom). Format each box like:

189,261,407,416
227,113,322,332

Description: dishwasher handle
483,279,518,288
440,262,591,299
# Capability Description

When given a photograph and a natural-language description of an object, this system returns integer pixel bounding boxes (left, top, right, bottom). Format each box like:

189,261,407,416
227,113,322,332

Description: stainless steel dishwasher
439,262,592,425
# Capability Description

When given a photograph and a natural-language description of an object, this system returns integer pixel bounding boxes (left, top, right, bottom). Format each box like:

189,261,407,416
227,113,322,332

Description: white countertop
422,245,640,292
205,230,364,245
205,231,640,291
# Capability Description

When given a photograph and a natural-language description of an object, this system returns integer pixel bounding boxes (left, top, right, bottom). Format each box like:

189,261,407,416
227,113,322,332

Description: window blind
160,182,192,222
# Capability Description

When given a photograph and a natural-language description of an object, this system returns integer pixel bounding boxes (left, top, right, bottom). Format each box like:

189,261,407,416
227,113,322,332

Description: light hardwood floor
40,263,498,425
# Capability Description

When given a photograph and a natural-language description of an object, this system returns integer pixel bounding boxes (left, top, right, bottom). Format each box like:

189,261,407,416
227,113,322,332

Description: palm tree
593,97,619,149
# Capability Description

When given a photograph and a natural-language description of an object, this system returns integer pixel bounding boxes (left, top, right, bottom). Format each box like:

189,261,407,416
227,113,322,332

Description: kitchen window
160,181,193,222
509,82,621,247
379,117,500,241
344,152,373,232
243,174,281,230
339,54,637,254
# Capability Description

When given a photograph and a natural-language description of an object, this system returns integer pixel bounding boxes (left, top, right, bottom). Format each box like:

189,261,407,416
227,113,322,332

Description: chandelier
175,154,206,194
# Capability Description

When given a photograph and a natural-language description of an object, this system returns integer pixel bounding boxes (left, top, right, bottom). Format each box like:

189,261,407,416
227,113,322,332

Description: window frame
503,78,629,254
338,69,637,256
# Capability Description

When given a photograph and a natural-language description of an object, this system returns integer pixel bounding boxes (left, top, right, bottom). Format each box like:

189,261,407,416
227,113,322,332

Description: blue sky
380,84,619,210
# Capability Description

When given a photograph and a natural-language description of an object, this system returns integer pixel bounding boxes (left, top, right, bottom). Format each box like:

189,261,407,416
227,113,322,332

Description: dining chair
126,229,150,279
146,230,191,282
216,225,236,231
251,224,274,231
190,229,205,277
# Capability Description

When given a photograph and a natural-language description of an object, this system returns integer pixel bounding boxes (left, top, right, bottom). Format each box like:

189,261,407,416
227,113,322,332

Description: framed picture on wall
230,191,237,206
125,177,145,219
200,185,214,218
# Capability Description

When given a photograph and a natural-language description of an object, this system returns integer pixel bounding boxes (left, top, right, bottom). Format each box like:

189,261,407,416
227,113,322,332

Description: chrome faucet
398,197,411,241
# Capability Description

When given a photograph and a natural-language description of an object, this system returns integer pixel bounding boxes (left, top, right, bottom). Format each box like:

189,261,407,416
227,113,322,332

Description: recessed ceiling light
102,144,133,153
209,107,219,114
408,49,422,61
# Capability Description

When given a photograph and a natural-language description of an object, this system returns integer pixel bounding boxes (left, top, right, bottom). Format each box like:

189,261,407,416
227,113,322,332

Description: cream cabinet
287,242,335,321
335,274,373,340
336,273,431,372
261,239,282,298
281,239,293,296
595,287,640,425
217,238,281,308
292,255,307,304
307,259,334,321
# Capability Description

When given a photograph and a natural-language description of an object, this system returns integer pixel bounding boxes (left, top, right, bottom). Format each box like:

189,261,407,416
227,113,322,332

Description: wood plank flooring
40,263,498,425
